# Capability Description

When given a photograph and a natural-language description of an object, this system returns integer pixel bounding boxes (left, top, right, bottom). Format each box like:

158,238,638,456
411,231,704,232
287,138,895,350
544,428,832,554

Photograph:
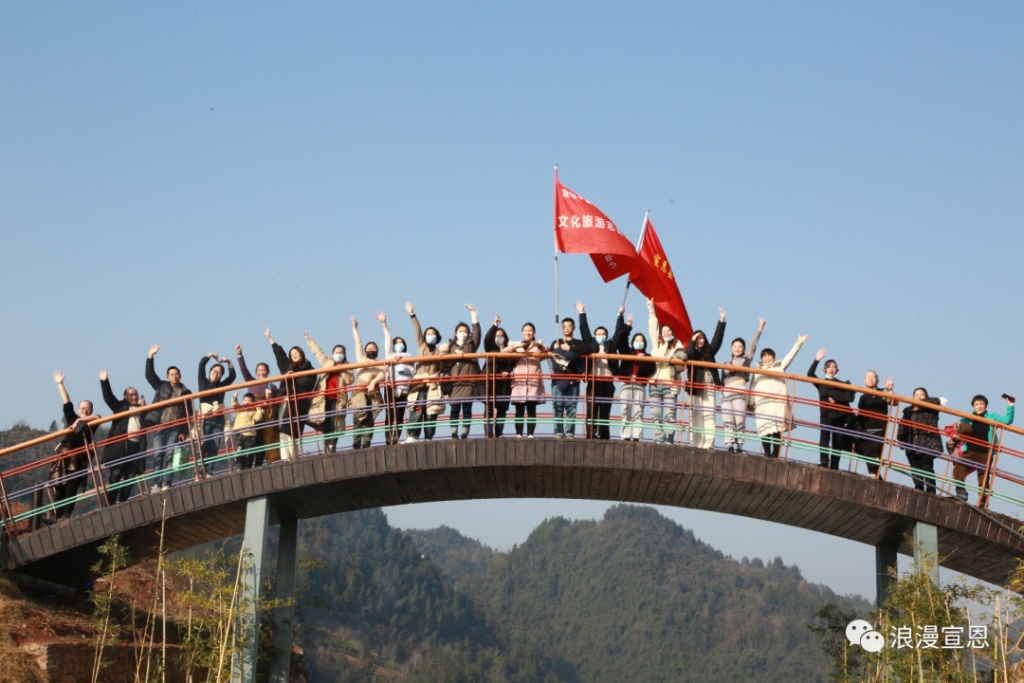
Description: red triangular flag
629,217,693,341
554,174,636,282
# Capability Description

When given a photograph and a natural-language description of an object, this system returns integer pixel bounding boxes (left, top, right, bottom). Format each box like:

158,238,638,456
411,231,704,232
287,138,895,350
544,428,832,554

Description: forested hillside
296,505,871,682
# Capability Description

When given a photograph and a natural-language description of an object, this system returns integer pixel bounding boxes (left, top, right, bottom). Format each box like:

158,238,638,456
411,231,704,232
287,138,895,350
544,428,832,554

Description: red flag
629,217,693,341
554,175,636,282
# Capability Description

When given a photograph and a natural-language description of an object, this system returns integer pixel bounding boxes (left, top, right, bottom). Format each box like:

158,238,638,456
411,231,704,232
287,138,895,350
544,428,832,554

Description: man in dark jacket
576,301,625,440
51,371,99,519
549,316,590,438
808,349,856,469
99,370,146,503
145,344,193,491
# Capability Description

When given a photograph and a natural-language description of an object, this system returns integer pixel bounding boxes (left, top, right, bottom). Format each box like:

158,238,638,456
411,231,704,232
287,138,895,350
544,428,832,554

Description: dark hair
632,333,647,347
824,358,838,368
761,348,776,359
365,341,379,352
454,321,470,334
522,322,536,331
332,344,345,355
595,327,608,336
731,337,746,348
561,317,576,327
167,366,180,376
972,394,989,406
913,387,928,397
288,346,306,366
393,337,406,348
123,387,138,399
242,392,257,402
209,363,224,376
256,362,269,374
425,327,440,340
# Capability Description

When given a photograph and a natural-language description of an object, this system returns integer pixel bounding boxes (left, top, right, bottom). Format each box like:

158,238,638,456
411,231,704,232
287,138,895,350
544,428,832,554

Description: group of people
41,300,1015,519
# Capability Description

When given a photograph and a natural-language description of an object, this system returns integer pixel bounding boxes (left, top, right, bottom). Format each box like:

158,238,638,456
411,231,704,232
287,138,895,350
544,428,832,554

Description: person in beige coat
304,330,354,453
403,301,447,443
750,334,809,457
646,299,688,444
350,317,385,449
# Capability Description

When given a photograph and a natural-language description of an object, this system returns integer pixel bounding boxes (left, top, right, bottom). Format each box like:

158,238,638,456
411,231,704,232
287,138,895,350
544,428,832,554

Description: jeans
201,415,224,473
552,382,580,436
150,427,183,488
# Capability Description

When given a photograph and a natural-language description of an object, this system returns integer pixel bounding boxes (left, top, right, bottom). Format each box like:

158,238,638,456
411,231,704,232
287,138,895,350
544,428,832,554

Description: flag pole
620,210,650,309
553,164,561,336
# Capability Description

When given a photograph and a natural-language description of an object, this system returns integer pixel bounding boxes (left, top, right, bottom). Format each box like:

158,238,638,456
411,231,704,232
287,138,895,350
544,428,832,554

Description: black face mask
365,350,379,360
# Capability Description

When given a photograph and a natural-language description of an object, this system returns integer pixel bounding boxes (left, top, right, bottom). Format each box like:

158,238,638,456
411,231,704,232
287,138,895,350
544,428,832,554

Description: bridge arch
4,438,1022,590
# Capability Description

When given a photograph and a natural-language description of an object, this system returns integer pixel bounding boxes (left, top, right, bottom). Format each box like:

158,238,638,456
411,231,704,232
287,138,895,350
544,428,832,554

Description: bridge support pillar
914,522,940,585
875,543,897,607
269,516,299,683
235,496,269,683
876,522,940,607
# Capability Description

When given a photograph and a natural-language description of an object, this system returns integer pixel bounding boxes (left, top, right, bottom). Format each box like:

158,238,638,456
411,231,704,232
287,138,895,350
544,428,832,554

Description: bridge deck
3,439,1023,588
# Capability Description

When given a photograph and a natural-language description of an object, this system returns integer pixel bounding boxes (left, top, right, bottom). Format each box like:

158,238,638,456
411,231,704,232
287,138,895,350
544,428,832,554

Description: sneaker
955,487,969,502
527,435,535,439
516,434,523,439
566,433,574,439
403,437,418,444
554,433,564,439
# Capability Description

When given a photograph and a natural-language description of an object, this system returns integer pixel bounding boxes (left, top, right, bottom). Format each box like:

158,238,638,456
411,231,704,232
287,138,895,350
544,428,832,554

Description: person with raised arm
646,298,688,444
98,369,146,503
483,313,515,438
576,301,624,440
896,388,944,494
444,304,482,440
852,371,896,478
50,371,99,519
615,311,654,441
349,317,385,449
145,345,193,491
196,352,236,473
303,330,353,453
720,317,764,453
378,312,414,445
507,322,548,438
403,301,446,443
265,328,316,461
686,308,727,449
951,393,1015,505
235,342,280,465
808,349,856,469
750,335,808,458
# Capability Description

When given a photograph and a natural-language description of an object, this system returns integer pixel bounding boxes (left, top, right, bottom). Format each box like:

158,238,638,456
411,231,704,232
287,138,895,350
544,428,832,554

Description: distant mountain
406,504,873,683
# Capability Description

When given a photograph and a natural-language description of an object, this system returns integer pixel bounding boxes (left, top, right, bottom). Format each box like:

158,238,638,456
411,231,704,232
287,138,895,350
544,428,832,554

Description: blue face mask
425,334,438,345
595,335,607,345
333,353,345,363
633,340,646,351
394,343,406,353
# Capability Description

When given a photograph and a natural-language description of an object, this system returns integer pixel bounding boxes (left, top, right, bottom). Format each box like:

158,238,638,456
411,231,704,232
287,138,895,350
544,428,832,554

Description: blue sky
2,2,1022,599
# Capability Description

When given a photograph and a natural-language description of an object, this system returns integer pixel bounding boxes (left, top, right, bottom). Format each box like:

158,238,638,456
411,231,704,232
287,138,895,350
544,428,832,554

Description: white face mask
425,334,438,345
456,332,468,344
333,353,345,362
495,336,506,347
